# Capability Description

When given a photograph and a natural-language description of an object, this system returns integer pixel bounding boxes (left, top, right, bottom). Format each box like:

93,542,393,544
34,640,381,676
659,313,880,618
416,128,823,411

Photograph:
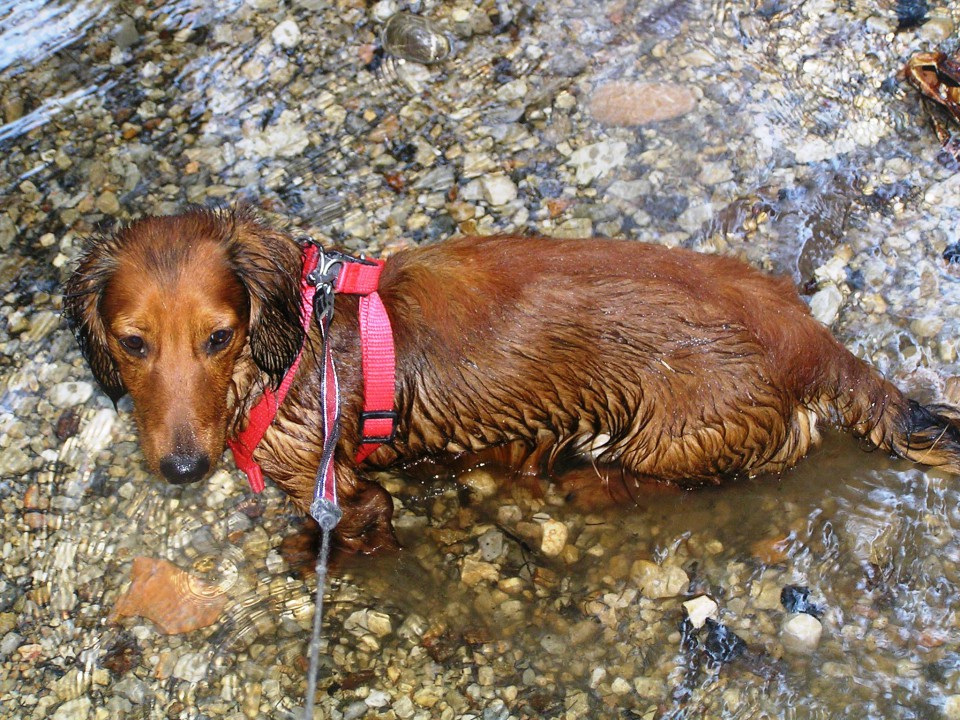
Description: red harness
227,244,397,512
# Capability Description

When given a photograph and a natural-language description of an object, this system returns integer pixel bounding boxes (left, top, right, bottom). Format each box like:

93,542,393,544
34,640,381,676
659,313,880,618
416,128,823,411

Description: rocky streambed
2,0,960,718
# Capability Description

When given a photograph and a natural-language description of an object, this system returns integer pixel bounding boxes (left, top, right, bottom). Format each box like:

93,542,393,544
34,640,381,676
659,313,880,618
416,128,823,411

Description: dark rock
943,243,960,265
642,194,689,222
780,584,823,617
703,619,747,663
896,0,928,29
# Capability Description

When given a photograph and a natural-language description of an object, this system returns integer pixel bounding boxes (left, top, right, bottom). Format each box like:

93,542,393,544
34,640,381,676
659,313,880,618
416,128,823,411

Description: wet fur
64,207,960,553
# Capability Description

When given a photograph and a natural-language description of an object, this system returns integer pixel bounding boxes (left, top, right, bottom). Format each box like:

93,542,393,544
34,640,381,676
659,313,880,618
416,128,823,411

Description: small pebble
539,519,568,557
631,560,689,599
481,174,518,206
271,19,302,49
781,613,823,655
682,595,719,629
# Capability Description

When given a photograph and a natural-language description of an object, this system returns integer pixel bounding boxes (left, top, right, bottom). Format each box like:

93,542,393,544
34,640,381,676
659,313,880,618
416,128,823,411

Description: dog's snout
159,451,210,484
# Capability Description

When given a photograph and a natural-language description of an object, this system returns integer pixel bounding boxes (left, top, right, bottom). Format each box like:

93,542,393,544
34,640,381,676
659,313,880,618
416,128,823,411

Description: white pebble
271,19,301,49
610,677,632,695
76,409,118,455
172,652,209,683
365,689,390,708
481,174,518,206
567,140,628,185
809,285,843,326
781,613,822,654
682,595,719,629
371,0,398,22
52,697,92,720
540,519,568,557
48,381,93,408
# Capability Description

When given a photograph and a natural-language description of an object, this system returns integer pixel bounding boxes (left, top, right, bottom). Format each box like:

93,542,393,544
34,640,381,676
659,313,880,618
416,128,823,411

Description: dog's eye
119,335,146,356
208,329,233,352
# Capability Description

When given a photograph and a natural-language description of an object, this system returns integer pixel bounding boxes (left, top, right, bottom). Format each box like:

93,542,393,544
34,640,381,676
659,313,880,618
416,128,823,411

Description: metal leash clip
307,248,349,325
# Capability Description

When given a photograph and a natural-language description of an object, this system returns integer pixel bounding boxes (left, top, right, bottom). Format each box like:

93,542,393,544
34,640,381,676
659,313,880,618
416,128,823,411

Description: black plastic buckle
359,410,398,444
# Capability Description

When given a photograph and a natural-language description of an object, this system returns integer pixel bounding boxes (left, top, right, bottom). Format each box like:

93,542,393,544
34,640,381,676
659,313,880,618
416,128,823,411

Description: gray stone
48,381,94,408
481,174,518,206
567,141,628,185
478,529,504,562
52,697,92,720
172,652,210,683
631,560,689,599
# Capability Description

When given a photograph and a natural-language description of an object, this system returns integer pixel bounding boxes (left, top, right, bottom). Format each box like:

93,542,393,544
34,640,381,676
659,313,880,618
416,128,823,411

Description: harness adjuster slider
359,410,398,444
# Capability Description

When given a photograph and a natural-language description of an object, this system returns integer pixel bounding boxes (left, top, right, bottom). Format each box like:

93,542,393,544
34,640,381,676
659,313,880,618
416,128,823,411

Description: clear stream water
2,0,960,718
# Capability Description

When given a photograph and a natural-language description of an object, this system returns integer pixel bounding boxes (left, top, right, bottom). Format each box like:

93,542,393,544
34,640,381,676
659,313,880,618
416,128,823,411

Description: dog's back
375,235,960,482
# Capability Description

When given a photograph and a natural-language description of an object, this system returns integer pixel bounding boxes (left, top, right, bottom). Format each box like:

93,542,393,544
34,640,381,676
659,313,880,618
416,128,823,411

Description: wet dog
65,206,960,553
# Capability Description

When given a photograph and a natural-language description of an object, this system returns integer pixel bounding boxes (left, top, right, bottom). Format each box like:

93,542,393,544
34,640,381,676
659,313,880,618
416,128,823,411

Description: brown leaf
750,535,792,564
109,557,227,635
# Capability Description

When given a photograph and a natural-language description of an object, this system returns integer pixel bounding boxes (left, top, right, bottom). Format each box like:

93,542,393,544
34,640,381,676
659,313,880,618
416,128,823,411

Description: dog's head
63,207,304,484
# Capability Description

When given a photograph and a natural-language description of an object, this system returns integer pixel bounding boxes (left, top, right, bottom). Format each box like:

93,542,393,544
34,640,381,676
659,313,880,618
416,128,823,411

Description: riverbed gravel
3,0,960,718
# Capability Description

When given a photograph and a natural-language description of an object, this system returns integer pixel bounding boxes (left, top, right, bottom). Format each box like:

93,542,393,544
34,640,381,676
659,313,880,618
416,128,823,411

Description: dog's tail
819,339,960,473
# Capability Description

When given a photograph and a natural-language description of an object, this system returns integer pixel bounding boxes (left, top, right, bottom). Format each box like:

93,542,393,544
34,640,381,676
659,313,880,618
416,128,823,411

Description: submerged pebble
781,613,823,655
589,81,697,127
631,560,689,599
682,595,719,629
2,0,960,717
382,13,450,65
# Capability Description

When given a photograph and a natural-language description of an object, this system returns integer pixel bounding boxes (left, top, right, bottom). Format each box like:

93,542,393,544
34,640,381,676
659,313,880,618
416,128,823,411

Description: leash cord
303,523,334,719
303,275,343,719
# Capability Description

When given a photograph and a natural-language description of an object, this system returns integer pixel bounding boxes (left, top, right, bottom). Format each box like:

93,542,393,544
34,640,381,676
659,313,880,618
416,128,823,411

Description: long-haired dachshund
64,206,960,553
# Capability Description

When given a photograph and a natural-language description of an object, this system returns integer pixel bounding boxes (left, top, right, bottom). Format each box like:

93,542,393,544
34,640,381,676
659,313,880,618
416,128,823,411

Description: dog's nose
159,452,210,484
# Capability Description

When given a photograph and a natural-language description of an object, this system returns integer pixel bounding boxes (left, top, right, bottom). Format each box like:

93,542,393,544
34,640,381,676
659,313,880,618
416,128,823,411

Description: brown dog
64,206,960,553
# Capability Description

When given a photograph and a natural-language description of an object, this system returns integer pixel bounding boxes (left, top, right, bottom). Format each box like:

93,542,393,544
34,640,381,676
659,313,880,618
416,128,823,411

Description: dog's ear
224,208,305,387
63,237,126,403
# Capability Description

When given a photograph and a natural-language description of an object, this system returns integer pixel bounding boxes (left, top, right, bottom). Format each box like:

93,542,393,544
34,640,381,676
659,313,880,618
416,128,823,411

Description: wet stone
478,529,505,562
781,613,823,655
460,468,498,499
52,697,92,720
540,633,566,655
567,141,628,185
539,519,568,557
682,595,719,629
481,174,518,206
173,652,210,683
590,81,697,127
780,585,823,617
272,19,301,49
461,557,499,586
631,560,689,599
810,285,843,326
365,689,390,708
48,381,94,408
943,695,960,720
704,619,748,663
343,700,369,720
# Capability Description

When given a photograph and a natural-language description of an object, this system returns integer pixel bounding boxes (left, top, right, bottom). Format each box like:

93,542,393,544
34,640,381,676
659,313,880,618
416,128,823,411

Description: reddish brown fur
65,207,960,553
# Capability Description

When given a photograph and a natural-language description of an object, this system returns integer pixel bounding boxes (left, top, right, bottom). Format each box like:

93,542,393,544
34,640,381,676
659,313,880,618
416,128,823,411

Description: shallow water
3,0,960,718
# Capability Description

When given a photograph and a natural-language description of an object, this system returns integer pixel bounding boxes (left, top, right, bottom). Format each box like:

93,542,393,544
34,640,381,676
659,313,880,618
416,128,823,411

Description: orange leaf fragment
109,557,227,635
751,535,792,564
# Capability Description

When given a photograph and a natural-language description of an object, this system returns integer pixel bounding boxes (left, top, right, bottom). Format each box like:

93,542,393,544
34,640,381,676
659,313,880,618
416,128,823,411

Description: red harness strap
227,245,396,494
335,260,398,463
